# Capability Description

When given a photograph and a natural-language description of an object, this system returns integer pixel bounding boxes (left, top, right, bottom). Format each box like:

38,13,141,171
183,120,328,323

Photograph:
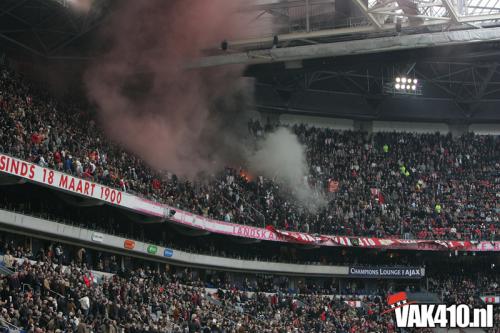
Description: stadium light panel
387,76,421,95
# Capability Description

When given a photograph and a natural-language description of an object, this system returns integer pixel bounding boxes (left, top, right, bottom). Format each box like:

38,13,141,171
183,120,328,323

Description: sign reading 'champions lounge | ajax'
348,266,424,278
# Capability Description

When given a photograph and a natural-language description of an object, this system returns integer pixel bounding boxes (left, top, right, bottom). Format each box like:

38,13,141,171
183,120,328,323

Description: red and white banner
370,188,385,205
1,153,499,252
267,227,498,251
0,153,164,216
345,300,362,308
481,296,500,304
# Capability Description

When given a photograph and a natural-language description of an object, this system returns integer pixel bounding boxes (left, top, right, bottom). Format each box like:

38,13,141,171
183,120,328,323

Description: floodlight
406,85,410,89
411,85,416,90
396,77,401,83
413,78,418,84
402,77,407,83
395,83,400,89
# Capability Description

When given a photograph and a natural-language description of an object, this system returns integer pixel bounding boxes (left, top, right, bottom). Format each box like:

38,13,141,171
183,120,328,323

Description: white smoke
246,128,326,211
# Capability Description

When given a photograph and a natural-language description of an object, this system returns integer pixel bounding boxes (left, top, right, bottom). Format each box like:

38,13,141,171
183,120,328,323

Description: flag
344,300,361,308
152,179,161,190
378,191,385,205
481,296,500,304
370,188,384,205
90,271,97,284
83,275,91,288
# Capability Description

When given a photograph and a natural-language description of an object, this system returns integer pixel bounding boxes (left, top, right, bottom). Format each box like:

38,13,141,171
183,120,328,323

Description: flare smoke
85,0,324,208
85,0,254,177
247,128,326,211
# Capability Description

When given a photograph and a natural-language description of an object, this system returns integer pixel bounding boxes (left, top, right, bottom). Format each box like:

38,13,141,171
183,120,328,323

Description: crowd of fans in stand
248,121,499,241
0,240,401,333
428,272,499,306
427,272,500,333
0,234,419,296
0,240,497,333
0,61,499,241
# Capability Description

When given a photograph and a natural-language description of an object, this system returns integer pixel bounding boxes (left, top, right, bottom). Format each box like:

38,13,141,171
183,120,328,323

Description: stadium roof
0,0,113,60
223,0,500,123
1,0,500,123
227,0,500,50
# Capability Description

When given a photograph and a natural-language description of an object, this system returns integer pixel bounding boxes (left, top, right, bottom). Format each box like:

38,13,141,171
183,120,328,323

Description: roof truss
229,0,500,50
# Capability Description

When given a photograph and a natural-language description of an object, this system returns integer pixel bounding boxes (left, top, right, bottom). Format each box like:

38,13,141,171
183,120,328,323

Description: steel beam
442,0,460,23
350,0,383,30
228,16,457,49
0,33,45,57
467,63,498,113
368,11,451,21
193,26,500,68
0,0,31,21
242,0,335,12
459,12,500,23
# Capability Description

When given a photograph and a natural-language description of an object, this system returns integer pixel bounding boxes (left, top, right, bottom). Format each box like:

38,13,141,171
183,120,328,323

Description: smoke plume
85,0,254,177
247,128,326,211
85,0,325,209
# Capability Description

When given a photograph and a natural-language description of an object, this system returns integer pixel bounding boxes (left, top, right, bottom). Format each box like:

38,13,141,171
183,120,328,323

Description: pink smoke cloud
85,0,257,177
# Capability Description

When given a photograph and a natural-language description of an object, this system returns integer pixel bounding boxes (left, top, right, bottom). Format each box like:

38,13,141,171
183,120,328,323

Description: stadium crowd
428,272,499,306
427,272,500,333
0,59,499,243
0,240,497,333
0,242,398,333
0,232,424,295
